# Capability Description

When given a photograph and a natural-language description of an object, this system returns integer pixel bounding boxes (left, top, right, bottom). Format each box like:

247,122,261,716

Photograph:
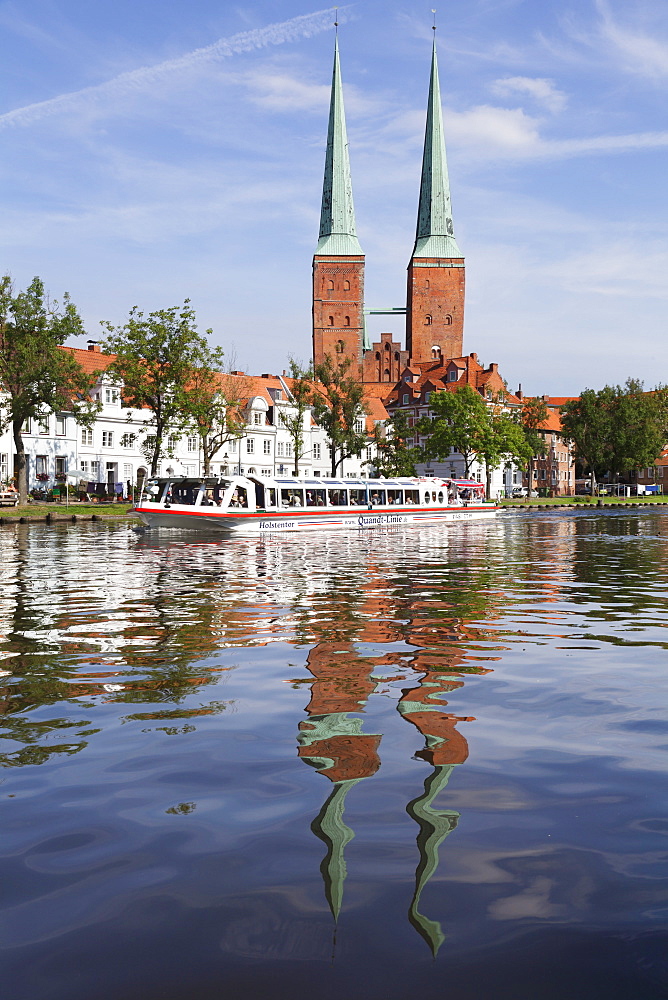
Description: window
187,436,198,452
263,439,271,455
123,464,133,481
121,433,137,448
80,461,89,474
659,467,664,478
355,418,364,433
328,279,334,290
38,414,49,435
91,461,101,481
56,415,66,436
366,447,373,460
313,443,321,460
102,431,113,448
228,439,237,453
55,457,66,477
285,442,293,458
24,417,32,434
425,392,432,403
0,453,7,480
402,393,409,404
425,315,432,325
246,438,254,454
344,316,350,326
168,435,178,452
81,427,93,446
253,412,262,425
335,339,344,353
328,316,334,326
105,388,119,405
448,369,457,382
444,315,452,326
261,468,272,477
277,442,285,457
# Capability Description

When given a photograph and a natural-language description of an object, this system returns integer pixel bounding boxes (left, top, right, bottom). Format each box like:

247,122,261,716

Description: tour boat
134,474,498,533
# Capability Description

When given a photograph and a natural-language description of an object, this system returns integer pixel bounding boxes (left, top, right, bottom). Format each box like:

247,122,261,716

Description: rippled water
0,511,667,999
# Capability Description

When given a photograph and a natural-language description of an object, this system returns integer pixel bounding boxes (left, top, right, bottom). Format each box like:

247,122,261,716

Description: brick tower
406,38,464,363
312,37,365,373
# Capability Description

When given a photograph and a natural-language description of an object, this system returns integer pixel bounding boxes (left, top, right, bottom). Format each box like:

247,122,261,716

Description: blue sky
1,0,666,395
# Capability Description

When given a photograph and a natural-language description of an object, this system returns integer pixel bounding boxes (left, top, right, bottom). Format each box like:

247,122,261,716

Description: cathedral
312,34,466,385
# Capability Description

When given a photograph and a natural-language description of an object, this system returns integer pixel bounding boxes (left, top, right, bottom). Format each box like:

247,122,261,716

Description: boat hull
134,504,498,533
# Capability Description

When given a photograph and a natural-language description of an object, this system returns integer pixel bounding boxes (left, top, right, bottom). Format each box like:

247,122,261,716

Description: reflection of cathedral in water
296,636,491,955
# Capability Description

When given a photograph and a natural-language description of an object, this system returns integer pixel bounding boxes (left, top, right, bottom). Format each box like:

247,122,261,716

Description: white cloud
596,0,668,79
491,76,567,113
0,6,353,131
446,104,543,154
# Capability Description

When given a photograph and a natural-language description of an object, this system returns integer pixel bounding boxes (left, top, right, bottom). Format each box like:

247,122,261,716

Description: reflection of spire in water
298,711,381,922
406,763,460,957
311,778,360,920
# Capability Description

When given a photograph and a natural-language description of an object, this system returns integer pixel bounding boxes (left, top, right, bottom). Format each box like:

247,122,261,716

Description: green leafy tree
0,276,98,502
312,355,367,476
100,301,224,476
420,384,490,477
521,396,548,494
561,380,668,494
371,410,419,477
279,359,316,476
478,410,533,500
181,367,249,476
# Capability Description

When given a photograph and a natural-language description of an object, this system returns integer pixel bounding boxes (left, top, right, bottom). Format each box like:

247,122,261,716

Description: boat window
432,491,437,502
327,488,348,506
170,484,199,506
306,489,326,507
201,488,220,507
229,487,248,508
281,489,304,507
404,490,419,505
348,489,366,506
424,492,431,505
387,489,403,505
437,491,444,503
369,490,386,505
145,480,163,500
265,488,277,507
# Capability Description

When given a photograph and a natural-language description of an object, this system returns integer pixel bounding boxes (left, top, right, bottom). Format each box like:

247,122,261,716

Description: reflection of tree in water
0,531,237,767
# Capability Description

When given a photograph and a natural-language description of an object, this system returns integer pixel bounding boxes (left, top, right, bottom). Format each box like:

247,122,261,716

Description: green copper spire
316,37,363,256
412,39,462,259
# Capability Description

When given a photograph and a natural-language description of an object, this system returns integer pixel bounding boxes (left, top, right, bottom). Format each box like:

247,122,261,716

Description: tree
520,397,548,494
100,301,224,476
420,384,490,477
181,367,249,476
371,410,419,477
278,359,315,476
478,410,533,500
561,380,668,494
0,276,98,502
312,355,368,476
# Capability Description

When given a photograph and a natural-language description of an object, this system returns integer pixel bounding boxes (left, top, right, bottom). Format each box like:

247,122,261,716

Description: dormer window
448,369,457,382
402,393,409,404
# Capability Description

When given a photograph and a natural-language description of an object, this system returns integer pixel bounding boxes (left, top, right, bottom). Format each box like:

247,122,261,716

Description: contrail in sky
0,6,352,131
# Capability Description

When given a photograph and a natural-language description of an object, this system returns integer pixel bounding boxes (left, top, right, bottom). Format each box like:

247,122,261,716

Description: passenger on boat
289,493,301,507
371,494,380,505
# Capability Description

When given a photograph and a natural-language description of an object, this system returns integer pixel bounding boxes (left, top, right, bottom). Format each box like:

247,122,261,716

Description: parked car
512,488,539,498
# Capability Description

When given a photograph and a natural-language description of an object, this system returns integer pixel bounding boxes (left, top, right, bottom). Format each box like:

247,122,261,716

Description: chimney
87,343,101,353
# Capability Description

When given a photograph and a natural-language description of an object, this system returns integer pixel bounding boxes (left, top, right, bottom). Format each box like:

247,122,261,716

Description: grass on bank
0,502,136,519
500,495,668,506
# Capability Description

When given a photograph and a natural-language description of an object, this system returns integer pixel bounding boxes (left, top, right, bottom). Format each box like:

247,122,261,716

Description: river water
0,510,667,1000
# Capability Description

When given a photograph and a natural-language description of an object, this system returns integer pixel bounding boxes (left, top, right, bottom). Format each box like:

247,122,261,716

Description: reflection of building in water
297,642,381,919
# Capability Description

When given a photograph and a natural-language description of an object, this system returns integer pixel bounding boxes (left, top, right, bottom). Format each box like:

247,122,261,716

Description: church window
344,316,350,327
343,279,350,291
394,352,400,361
375,352,380,360
384,369,390,381
335,339,345,354
425,315,432,325
328,316,334,326
328,279,334,290
445,315,452,326
425,279,430,290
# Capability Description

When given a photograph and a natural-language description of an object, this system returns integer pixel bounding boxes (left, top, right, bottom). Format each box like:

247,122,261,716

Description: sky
0,0,666,396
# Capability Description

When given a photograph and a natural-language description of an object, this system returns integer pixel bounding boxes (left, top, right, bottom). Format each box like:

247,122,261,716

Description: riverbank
0,502,137,524
500,495,668,509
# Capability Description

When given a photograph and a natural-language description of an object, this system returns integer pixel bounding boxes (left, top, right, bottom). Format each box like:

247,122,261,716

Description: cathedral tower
406,38,464,363
312,37,365,372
